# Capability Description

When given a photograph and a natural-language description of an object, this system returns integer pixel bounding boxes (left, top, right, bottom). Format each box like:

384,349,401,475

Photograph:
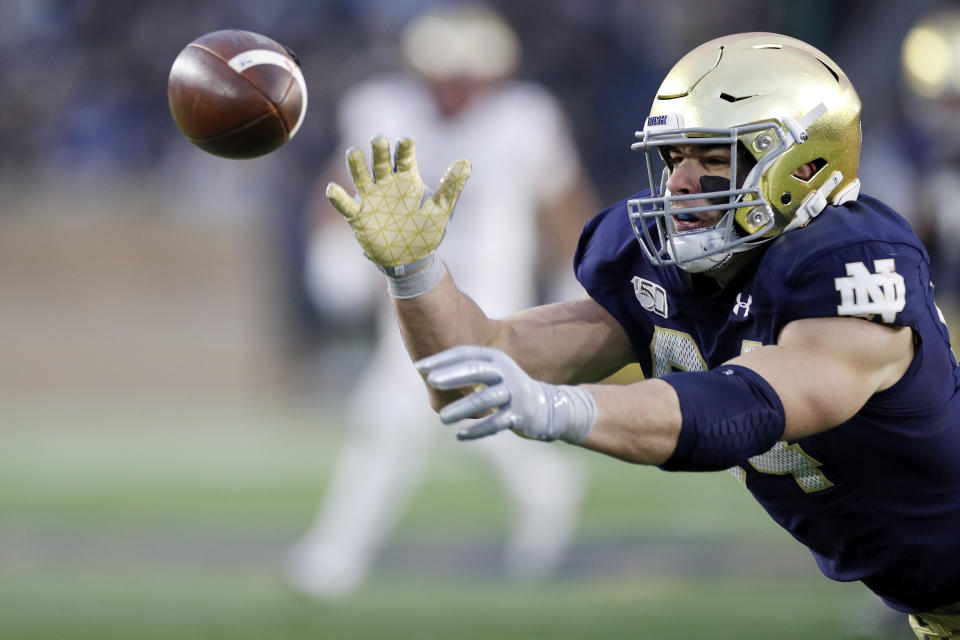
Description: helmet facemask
628,121,790,274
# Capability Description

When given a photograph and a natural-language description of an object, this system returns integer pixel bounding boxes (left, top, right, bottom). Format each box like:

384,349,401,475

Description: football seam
186,110,283,144
188,43,292,139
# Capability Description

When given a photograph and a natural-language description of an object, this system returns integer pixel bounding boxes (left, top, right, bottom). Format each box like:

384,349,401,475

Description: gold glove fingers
326,135,471,268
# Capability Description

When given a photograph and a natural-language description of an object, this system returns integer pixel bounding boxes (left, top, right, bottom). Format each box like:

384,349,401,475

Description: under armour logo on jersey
732,293,752,318
631,276,668,318
834,259,906,323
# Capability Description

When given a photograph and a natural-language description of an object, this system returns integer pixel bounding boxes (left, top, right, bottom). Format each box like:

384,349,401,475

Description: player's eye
703,156,729,169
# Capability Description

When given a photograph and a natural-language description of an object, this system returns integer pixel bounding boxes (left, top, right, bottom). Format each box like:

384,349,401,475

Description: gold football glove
326,135,471,270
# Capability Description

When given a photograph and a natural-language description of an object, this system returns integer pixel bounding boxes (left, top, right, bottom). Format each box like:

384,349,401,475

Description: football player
326,32,960,638
288,4,595,599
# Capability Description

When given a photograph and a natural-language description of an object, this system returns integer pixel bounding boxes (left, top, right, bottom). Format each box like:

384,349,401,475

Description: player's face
426,76,491,119
663,144,732,231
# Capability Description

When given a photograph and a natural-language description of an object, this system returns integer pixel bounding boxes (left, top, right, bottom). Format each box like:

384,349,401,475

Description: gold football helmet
629,32,862,272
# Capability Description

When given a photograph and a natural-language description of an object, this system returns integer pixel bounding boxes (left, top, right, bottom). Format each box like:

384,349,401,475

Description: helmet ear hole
793,158,827,182
781,192,792,205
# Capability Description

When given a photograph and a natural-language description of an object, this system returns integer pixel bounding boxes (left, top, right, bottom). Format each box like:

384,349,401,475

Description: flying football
167,29,307,159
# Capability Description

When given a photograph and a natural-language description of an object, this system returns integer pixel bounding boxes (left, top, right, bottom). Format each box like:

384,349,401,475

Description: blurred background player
285,3,599,599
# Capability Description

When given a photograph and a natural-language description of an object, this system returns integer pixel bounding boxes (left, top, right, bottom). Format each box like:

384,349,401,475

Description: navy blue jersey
574,193,960,613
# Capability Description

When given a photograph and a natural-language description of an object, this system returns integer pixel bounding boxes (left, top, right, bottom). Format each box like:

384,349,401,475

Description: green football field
0,397,911,640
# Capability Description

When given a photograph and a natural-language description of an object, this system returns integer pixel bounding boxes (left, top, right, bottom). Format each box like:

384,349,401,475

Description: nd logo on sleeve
834,259,906,323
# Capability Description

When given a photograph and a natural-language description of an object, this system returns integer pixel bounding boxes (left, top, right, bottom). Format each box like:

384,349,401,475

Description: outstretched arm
327,136,635,408
419,316,914,467
582,316,914,464
395,271,634,408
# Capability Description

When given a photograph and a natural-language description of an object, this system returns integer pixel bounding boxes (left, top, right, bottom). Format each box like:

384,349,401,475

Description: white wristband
383,255,444,299
554,385,598,444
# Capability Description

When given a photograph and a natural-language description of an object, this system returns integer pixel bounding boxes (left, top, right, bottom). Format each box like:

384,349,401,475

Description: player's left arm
726,315,915,441
418,314,915,466
583,316,915,464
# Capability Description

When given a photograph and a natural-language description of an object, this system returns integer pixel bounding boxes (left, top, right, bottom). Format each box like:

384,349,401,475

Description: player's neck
687,250,760,293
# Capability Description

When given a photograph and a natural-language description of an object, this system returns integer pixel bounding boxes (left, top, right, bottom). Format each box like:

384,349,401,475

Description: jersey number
651,327,832,493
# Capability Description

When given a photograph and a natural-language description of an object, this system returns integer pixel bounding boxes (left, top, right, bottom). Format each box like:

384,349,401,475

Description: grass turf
0,397,901,639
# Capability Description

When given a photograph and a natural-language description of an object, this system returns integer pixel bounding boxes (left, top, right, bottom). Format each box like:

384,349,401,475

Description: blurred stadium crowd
0,1,944,183
0,0,955,398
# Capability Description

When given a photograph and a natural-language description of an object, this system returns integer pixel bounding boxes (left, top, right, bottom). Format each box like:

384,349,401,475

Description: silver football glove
415,345,597,443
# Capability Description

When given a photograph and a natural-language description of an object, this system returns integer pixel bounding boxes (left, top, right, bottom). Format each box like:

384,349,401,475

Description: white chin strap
784,171,840,233
783,171,861,233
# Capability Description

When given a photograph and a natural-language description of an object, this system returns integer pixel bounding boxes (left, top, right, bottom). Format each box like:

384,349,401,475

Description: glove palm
326,135,471,268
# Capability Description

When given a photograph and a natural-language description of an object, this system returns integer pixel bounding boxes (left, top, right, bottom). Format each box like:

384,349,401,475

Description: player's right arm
327,136,635,407
392,270,634,408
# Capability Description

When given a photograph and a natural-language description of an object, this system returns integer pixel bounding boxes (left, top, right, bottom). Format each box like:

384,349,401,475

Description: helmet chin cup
666,227,732,273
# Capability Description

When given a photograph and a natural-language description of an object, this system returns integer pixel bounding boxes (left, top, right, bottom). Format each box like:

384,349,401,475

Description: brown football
168,30,307,159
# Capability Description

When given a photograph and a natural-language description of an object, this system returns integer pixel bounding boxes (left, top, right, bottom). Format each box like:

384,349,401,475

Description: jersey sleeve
574,195,645,301
767,232,930,330
573,195,662,368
